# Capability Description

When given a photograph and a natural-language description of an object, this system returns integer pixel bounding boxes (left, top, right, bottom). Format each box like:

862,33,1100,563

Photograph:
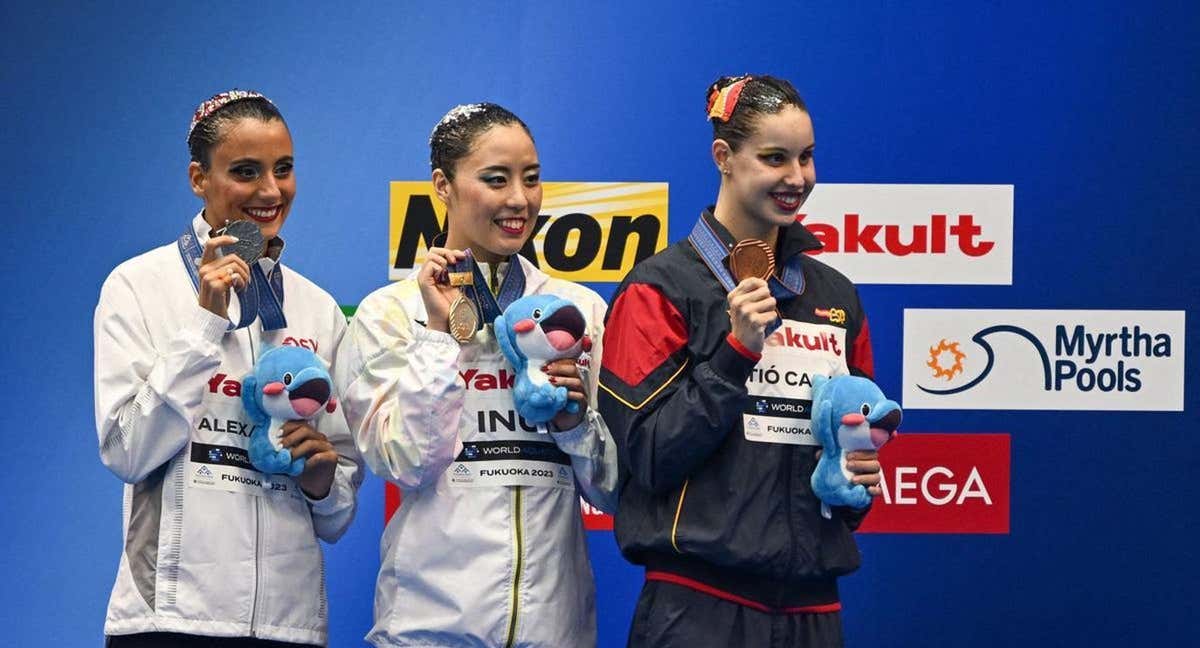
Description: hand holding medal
196,221,255,320
417,246,471,337
726,239,779,354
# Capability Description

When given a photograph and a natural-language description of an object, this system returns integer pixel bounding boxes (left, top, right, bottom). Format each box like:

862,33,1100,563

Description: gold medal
728,239,776,281
448,295,479,343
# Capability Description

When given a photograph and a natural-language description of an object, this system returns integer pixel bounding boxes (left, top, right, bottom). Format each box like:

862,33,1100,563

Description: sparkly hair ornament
188,89,274,140
429,103,490,147
706,76,752,123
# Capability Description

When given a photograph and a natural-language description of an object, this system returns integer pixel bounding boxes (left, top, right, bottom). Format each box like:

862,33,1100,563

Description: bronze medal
728,239,776,281
448,295,479,343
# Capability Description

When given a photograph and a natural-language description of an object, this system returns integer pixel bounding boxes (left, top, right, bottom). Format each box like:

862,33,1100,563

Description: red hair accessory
188,89,273,140
706,76,751,122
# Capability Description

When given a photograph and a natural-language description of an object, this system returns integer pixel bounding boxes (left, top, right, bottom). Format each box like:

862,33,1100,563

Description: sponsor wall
5,3,1197,647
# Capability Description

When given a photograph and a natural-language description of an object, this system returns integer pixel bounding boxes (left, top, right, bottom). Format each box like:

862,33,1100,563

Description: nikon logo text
389,181,668,282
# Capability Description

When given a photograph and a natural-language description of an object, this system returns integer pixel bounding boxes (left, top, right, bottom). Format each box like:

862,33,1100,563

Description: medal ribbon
177,226,287,331
449,250,526,325
687,215,806,334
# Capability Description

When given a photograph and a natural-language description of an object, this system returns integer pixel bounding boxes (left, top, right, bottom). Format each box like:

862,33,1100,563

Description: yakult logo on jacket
903,309,1185,411
765,326,843,355
459,368,517,391
797,184,1013,285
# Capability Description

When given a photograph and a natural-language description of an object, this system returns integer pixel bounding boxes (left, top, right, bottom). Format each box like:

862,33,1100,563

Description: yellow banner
389,181,668,282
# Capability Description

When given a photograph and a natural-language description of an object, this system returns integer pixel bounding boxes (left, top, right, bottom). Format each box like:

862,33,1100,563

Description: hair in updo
429,103,534,180
187,95,286,170
706,75,807,151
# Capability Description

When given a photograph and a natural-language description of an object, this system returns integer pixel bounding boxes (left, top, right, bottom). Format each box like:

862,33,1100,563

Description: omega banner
389,181,669,281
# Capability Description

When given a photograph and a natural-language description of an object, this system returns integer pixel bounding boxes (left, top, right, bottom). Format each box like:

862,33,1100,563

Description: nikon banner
389,181,669,282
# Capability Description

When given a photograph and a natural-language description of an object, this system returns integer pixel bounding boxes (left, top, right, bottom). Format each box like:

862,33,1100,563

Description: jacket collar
699,207,823,262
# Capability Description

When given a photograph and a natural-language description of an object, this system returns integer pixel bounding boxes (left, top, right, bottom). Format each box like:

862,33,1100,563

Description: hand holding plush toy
495,294,591,425
242,346,338,476
809,374,901,518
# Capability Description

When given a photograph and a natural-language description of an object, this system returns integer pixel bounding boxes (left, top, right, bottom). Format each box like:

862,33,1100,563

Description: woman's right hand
727,278,777,354
417,247,467,333
197,235,250,320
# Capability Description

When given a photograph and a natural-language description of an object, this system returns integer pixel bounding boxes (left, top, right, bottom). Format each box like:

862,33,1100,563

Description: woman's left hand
845,450,883,497
280,421,339,500
544,358,587,431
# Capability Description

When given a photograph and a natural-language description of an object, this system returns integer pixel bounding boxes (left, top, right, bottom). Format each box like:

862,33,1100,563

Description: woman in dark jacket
599,75,883,648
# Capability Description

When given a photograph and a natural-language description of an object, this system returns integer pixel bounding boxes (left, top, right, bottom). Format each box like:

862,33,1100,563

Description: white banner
799,184,1013,285
903,309,1185,411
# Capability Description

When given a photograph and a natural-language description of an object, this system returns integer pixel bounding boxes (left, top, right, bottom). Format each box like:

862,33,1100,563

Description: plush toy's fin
811,373,829,394
241,374,268,427
494,313,523,371
810,392,833,448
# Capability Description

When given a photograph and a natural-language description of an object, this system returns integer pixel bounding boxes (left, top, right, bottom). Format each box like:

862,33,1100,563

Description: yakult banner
389,181,668,282
798,184,1013,285
903,309,1186,411
858,433,1010,534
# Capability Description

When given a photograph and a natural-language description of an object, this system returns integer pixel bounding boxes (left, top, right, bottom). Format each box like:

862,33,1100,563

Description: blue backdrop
2,1,1197,646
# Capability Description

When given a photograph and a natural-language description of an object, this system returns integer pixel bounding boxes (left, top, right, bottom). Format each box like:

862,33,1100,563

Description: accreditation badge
186,386,303,500
447,361,575,489
742,320,849,447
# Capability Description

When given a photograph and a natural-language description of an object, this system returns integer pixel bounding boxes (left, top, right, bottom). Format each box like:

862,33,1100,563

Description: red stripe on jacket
645,571,842,615
850,316,874,378
602,283,688,387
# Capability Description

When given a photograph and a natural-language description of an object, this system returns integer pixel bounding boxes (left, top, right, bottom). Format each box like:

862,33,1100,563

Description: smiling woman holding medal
598,76,883,648
94,90,361,648
335,103,618,648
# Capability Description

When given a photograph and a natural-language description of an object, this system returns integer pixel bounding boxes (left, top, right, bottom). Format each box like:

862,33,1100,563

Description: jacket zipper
670,479,691,553
247,328,263,638
504,486,524,648
250,496,263,636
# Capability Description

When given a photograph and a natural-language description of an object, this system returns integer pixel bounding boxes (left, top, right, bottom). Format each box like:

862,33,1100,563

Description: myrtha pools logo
903,310,1184,411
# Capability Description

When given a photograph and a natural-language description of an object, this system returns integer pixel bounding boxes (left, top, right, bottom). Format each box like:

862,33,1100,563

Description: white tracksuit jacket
94,213,362,645
335,255,619,648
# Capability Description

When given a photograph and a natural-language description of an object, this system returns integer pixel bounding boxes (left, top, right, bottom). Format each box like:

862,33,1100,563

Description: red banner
858,433,1010,534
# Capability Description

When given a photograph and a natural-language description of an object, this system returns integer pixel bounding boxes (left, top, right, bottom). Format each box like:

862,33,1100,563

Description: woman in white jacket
95,90,361,647
336,103,618,648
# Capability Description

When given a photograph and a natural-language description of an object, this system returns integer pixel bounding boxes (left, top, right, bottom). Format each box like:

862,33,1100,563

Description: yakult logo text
208,374,242,397
765,326,844,355
800,213,994,257
459,368,516,391
904,310,1185,411
797,184,1013,285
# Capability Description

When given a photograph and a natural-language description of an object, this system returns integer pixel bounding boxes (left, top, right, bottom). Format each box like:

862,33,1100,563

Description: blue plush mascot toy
242,346,338,476
810,374,902,518
494,294,591,425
